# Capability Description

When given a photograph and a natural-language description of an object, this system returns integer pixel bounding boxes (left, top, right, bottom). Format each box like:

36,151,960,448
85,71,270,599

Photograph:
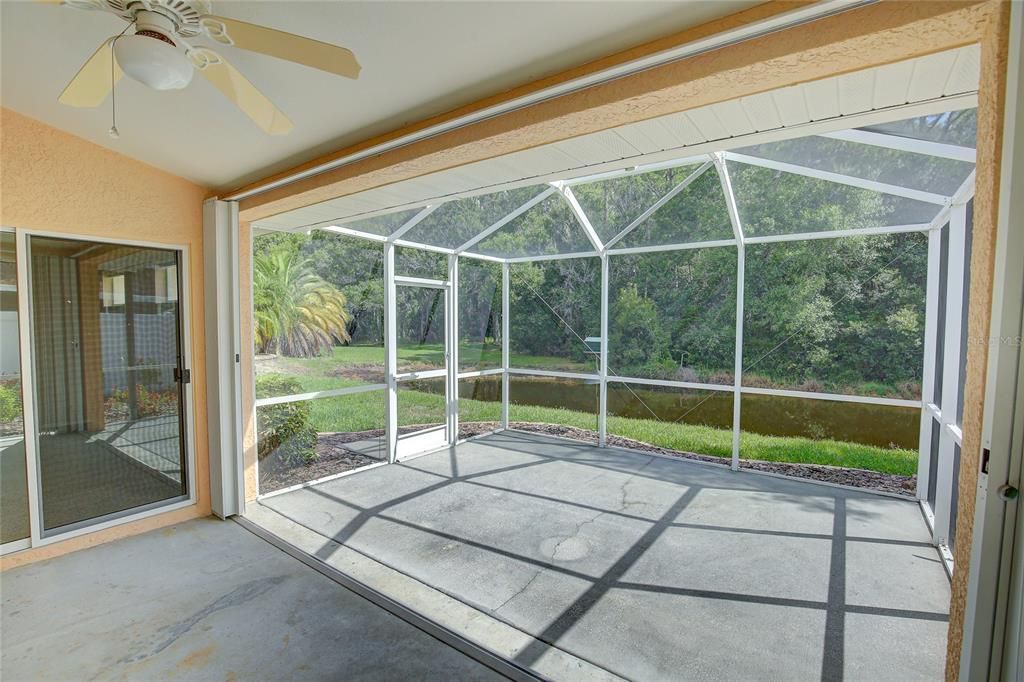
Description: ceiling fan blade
59,38,122,107
197,51,293,135
200,15,360,79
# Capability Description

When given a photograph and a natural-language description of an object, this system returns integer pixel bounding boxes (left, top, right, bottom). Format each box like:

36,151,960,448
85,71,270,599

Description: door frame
1,227,197,553
393,275,452,461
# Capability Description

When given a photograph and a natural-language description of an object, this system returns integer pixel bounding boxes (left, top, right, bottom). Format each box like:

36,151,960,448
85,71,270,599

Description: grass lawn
285,388,917,477
258,344,591,395
258,344,917,476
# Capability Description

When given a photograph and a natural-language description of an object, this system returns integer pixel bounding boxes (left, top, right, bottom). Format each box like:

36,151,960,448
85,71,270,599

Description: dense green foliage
255,374,318,465
0,381,21,424
254,169,929,396
254,246,352,358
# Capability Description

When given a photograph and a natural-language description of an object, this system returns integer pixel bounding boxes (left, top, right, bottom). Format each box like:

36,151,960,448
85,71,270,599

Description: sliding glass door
13,234,192,539
0,231,30,549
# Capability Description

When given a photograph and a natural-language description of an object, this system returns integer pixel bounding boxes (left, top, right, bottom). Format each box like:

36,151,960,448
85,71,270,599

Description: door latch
174,368,191,384
997,484,1019,503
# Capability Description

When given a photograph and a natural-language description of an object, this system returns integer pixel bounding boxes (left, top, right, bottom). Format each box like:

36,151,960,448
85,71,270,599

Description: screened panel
608,249,736,384
396,286,446,373
341,208,422,237
395,245,446,280
458,376,502,432
738,394,919,481
473,194,594,258
860,109,977,148
256,390,386,494
509,376,598,433
743,232,928,398
734,135,974,197
253,231,384,394
728,161,940,236
398,377,446,432
458,260,501,371
510,259,600,373
607,383,733,460
401,186,548,250
571,163,704,244
615,167,734,248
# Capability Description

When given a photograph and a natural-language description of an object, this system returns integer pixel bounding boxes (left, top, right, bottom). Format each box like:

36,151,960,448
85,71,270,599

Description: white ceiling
0,0,760,190
255,45,980,233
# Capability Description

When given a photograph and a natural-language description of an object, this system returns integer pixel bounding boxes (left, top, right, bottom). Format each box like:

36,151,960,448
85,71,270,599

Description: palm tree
254,247,351,357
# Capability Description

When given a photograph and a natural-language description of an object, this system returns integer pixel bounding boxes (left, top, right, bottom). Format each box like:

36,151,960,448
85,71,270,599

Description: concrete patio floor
0,518,502,680
252,430,951,681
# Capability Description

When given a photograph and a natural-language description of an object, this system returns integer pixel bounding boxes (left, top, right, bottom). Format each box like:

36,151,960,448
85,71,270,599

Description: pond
418,376,919,450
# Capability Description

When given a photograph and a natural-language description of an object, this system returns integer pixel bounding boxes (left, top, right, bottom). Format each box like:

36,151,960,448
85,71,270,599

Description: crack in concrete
493,457,658,615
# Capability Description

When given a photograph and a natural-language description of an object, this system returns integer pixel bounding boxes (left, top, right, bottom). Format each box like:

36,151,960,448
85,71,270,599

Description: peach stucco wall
0,108,212,568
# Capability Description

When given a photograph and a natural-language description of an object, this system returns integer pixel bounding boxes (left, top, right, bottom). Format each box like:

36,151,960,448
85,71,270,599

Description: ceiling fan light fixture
113,33,194,91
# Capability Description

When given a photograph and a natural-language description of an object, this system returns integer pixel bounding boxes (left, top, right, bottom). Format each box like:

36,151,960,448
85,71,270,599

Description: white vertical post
916,227,943,500
448,254,459,444
501,261,510,429
599,254,609,446
202,199,244,517
731,246,745,471
933,202,967,546
715,153,745,472
383,242,398,463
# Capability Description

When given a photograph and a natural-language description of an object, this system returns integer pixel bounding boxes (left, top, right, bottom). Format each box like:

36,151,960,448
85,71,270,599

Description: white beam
724,151,951,205
932,201,968,547
599,254,609,446
917,227,942,501
383,242,398,463
455,186,557,254
739,386,922,408
607,238,736,256
819,129,977,163
560,185,605,252
713,154,745,472
448,255,459,444
603,161,714,251
321,225,388,242
501,262,510,429
392,239,456,255
388,204,439,242
743,223,932,244
505,250,600,263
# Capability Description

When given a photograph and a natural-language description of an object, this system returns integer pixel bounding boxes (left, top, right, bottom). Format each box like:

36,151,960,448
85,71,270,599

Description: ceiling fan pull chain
108,37,119,139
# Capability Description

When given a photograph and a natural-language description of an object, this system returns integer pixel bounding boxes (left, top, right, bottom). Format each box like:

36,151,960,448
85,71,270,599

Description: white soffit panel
256,44,981,232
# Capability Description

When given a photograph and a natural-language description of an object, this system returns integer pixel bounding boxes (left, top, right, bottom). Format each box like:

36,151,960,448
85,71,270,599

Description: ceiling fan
38,0,362,135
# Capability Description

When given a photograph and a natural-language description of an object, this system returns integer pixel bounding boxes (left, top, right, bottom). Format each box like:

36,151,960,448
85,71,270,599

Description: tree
254,246,351,358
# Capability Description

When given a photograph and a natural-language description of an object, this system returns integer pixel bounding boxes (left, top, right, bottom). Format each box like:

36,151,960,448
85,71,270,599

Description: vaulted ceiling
0,1,759,189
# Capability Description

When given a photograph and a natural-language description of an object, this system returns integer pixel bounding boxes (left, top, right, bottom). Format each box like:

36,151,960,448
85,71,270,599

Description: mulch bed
259,421,916,497
458,422,917,497
259,425,428,493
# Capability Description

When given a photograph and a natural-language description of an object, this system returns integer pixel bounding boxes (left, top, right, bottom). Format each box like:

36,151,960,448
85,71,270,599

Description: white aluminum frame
246,105,981,565
932,200,969,549
3,228,198,553
714,153,746,471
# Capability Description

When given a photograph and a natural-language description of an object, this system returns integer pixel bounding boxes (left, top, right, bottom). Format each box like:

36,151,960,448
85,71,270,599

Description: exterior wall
0,107,211,568
946,2,1013,675
239,220,258,503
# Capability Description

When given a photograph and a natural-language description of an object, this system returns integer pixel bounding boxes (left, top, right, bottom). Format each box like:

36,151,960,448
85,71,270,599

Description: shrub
255,374,318,466
0,382,21,423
